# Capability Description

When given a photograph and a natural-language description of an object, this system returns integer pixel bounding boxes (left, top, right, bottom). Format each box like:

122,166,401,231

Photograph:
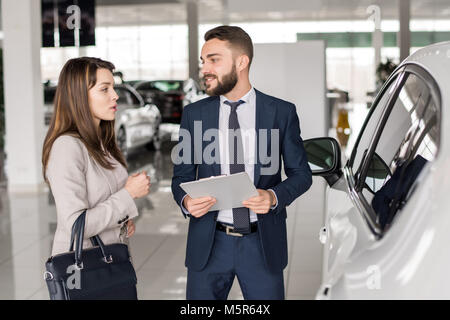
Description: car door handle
316,284,331,300
319,226,328,244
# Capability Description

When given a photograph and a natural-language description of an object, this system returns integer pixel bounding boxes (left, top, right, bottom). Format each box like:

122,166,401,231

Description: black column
58,0,75,47
42,0,55,47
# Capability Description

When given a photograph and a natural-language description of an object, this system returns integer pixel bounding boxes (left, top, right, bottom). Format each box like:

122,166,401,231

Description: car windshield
115,87,141,106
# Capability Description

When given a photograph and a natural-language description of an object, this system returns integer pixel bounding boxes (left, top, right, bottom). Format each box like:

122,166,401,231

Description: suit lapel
254,89,276,186
201,97,221,176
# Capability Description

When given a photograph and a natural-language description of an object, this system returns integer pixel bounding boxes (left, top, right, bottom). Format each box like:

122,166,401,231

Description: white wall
250,41,327,288
250,41,327,138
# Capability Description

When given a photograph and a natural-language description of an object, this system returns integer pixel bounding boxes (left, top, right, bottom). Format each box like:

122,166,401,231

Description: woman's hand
125,171,151,199
126,219,135,238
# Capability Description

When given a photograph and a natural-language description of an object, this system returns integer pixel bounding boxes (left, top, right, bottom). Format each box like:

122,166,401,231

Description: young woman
42,57,150,256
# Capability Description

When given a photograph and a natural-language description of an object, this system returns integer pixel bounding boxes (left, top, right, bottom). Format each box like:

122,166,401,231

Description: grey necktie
225,100,250,234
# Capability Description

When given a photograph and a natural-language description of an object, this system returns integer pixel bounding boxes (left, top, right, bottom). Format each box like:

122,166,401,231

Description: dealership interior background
0,0,448,299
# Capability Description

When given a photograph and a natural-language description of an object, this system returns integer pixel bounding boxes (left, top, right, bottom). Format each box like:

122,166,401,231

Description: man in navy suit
171,25,312,300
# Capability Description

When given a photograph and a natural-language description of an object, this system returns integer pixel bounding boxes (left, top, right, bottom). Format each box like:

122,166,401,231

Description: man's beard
204,65,238,96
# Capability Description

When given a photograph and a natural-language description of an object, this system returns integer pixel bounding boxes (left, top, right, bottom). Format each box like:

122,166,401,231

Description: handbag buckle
103,255,113,264
74,262,84,270
44,271,54,281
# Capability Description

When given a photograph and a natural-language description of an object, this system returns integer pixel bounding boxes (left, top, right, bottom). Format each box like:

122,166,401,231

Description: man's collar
220,86,255,104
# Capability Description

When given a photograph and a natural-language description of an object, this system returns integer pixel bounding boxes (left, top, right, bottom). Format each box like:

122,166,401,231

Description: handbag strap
69,211,112,267
70,216,98,250
69,211,85,252
74,211,86,268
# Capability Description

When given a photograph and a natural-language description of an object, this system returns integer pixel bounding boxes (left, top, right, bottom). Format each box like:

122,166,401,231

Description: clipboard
179,172,259,211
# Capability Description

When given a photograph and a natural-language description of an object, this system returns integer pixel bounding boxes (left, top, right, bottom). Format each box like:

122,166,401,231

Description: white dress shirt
217,87,258,224
181,87,277,223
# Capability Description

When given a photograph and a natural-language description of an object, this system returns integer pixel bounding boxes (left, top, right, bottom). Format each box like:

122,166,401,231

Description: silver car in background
113,84,161,157
304,41,449,299
43,83,162,157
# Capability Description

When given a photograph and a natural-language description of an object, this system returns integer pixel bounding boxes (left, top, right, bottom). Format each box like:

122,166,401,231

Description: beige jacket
46,135,138,256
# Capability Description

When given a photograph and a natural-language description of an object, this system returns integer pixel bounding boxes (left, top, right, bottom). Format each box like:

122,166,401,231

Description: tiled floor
0,141,324,300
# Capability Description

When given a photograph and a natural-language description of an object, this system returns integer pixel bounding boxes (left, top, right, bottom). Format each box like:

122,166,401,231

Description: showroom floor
0,141,324,300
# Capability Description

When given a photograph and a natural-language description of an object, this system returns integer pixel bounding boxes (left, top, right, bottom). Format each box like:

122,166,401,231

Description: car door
318,64,441,298
318,67,406,292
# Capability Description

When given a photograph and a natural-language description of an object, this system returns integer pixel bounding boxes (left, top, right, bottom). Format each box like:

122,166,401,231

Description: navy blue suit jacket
171,89,312,272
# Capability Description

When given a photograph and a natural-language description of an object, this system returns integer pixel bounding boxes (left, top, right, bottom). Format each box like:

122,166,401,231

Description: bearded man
171,25,312,300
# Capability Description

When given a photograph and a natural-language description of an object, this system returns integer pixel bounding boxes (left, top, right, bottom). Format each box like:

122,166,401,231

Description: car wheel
117,127,128,158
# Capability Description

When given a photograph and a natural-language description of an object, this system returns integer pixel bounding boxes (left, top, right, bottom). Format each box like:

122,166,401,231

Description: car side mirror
304,137,342,186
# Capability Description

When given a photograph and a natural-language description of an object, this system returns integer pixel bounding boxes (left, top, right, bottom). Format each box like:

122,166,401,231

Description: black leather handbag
44,211,138,300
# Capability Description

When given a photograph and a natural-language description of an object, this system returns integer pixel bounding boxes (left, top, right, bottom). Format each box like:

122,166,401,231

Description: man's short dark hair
204,25,254,68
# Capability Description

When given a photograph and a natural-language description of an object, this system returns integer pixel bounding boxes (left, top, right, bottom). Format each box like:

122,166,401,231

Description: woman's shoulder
50,134,88,162
53,134,84,150
46,134,90,177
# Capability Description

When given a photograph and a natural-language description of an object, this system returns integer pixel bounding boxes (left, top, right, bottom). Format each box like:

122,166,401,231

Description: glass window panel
362,72,440,230
350,75,400,177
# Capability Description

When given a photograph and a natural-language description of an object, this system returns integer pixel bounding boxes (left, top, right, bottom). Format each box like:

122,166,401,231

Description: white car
182,78,208,106
114,84,162,157
304,41,449,299
44,84,162,157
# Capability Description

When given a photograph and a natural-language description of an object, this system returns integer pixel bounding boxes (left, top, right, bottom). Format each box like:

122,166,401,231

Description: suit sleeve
171,106,197,218
271,103,312,213
46,136,138,239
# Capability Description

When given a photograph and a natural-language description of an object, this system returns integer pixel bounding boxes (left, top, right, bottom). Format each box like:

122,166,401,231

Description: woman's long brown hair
42,57,127,181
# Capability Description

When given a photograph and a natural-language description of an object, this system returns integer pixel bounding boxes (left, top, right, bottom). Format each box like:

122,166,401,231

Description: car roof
402,41,450,154
403,41,449,107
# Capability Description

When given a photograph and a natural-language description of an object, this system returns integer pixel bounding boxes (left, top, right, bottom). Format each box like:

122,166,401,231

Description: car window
115,87,141,106
349,72,404,179
360,71,440,230
128,89,143,106
364,152,392,193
